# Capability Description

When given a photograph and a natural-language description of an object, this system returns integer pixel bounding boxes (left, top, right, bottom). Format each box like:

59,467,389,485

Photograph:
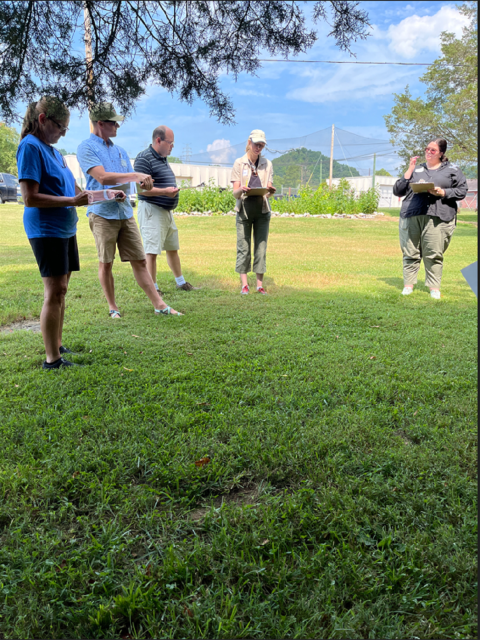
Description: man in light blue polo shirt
77,103,182,317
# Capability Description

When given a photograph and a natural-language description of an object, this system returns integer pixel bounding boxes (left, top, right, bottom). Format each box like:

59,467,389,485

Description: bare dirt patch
190,485,261,522
0,319,41,334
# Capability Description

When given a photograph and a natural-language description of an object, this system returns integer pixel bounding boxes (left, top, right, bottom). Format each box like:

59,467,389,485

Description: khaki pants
236,197,270,274
399,215,455,289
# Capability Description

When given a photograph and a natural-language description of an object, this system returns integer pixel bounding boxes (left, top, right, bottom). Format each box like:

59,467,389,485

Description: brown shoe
176,282,200,291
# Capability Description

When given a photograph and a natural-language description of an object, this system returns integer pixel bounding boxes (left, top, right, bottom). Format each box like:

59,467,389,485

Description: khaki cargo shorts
137,200,180,255
89,213,146,263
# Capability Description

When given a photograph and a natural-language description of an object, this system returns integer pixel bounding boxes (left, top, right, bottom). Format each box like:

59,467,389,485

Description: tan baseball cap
249,129,267,144
89,102,125,122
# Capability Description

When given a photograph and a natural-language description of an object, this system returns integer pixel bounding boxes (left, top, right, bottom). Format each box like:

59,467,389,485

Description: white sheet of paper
461,261,477,296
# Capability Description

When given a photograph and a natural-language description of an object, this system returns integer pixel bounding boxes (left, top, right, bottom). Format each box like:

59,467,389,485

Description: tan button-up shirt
230,153,274,213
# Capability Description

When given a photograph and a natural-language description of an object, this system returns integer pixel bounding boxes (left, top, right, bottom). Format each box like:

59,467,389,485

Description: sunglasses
425,147,439,154
47,116,69,133
102,120,121,126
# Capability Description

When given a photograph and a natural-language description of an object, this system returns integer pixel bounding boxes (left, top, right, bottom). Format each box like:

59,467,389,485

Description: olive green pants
235,197,270,274
399,215,455,289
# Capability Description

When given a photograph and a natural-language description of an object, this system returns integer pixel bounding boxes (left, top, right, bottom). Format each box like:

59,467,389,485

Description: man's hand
109,190,127,201
267,185,276,194
136,173,154,190
163,186,180,198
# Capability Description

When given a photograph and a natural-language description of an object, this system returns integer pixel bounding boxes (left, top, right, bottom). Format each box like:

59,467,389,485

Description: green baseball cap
89,102,125,122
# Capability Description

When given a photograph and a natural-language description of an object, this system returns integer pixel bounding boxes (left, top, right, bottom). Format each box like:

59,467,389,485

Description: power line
258,59,459,67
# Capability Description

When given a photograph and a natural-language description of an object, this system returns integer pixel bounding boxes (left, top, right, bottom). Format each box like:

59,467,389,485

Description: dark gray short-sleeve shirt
134,145,179,210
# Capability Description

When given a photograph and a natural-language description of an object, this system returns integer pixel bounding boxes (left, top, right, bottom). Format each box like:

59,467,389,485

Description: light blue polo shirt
77,133,134,220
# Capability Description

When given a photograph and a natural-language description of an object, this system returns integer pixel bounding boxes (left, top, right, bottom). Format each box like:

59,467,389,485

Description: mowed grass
0,204,477,639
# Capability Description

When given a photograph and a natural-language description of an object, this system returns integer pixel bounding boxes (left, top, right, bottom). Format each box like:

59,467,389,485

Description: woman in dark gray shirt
393,138,467,299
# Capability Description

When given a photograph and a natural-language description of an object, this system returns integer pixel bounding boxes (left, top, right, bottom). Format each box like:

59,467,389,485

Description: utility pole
329,124,334,188
83,2,94,132
372,153,376,188
182,144,192,163
319,159,322,185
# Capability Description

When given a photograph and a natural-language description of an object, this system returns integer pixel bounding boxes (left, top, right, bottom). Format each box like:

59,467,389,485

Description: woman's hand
72,191,90,206
428,186,446,197
404,156,419,180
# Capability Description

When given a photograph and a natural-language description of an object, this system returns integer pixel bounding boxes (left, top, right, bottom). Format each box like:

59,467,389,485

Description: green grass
0,204,477,639
378,207,478,225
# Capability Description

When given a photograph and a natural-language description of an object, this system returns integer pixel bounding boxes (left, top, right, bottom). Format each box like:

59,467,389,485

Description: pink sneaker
257,287,267,294
241,285,249,295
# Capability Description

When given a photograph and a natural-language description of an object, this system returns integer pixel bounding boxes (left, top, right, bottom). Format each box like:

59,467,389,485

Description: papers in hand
411,182,435,193
87,188,127,204
246,188,269,196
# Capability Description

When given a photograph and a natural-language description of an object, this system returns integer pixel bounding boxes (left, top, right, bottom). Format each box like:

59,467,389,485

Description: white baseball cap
249,129,267,144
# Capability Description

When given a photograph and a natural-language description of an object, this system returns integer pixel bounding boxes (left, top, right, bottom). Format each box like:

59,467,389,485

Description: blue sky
52,0,468,175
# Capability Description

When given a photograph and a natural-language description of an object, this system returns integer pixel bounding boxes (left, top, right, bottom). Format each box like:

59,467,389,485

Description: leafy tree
0,1,370,124
384,1,477,172
375,168,391,176
272,147,359,189
0,122,19,175
55,148,76,156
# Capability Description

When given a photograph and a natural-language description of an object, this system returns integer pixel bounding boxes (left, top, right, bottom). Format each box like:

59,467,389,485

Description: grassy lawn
378,206,478,225
0,203,477,639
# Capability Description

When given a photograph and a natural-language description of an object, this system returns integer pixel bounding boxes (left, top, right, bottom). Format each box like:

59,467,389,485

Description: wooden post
84,2,94,132
329,124,334,188
372,153,376,188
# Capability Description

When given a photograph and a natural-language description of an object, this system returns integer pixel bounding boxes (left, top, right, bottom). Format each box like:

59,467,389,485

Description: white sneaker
430,289,441,300
402,287,413,295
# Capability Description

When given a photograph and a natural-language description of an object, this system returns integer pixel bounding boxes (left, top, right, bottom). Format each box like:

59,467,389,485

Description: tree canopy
384,2,477,173
0,1,370,124
272,147,360,189
0,123,19,175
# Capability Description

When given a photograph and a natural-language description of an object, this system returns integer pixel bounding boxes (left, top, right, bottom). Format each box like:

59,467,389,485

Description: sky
49,0,469,176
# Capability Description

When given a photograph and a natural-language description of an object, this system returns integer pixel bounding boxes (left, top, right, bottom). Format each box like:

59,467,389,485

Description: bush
177,179,236,213
270,179,380,214
176,178,380,215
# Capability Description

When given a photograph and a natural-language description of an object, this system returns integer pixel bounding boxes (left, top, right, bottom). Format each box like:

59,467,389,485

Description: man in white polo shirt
135,125,199,292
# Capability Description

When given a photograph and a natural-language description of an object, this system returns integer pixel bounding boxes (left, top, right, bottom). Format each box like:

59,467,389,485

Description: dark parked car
0,172,19,203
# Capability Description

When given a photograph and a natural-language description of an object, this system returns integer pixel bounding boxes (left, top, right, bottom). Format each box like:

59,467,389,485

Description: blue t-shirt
16,134,77,238
77,133,134,220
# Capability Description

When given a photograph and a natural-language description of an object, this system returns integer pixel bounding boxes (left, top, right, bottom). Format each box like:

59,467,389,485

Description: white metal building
331,175,404,208
64,155,233,189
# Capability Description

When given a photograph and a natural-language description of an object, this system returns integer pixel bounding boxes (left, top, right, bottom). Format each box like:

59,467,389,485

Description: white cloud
206,138,236,164
286,63,418,104
387,5,469,58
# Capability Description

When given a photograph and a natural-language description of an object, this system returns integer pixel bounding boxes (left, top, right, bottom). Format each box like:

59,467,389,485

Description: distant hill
272,147,360,189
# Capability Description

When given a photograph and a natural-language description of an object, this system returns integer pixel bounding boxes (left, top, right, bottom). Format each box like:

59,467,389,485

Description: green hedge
176,178,380,215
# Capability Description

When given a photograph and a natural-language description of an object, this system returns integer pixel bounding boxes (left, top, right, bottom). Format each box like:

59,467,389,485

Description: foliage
0,122,19,175
272,148,360,189
384,2,477,173
0,1,370,124
56,148,76,156
270,179,380,214
177,180,236,213
375,168,391,176
0,205,477,639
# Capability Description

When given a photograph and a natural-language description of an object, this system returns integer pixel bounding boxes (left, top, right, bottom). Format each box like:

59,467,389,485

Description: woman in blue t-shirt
17,97,90,369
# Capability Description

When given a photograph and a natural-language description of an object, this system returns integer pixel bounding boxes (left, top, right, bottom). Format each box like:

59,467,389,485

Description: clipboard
461,261,477,296
246,188,268,196
411,182,435,193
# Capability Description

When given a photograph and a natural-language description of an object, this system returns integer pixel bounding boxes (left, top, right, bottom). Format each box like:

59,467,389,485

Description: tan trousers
399,215,455,289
